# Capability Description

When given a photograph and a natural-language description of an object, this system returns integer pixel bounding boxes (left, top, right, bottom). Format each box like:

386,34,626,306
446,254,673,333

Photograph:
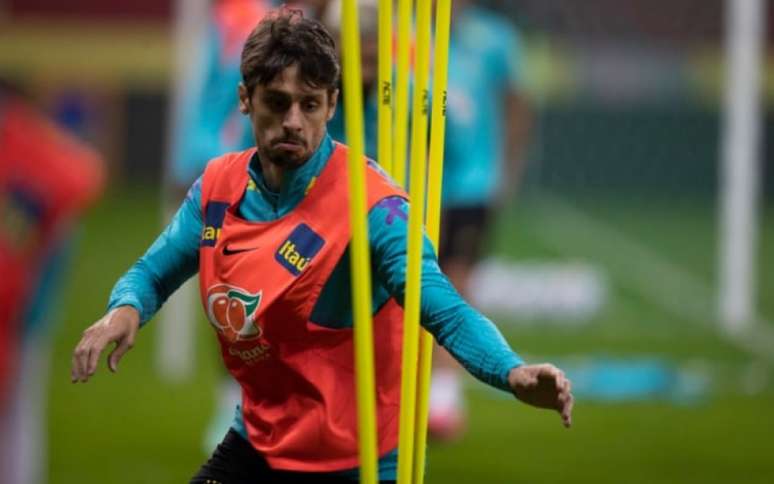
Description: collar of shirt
241,133,334,221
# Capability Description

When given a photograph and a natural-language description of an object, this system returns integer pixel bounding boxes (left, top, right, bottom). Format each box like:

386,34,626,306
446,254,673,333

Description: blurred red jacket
0,94,104,406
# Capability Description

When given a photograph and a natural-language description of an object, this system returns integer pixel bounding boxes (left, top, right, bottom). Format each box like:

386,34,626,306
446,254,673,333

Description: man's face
239,63,338,169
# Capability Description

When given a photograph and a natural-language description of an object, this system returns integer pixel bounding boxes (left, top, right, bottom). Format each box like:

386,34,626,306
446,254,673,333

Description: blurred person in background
0,81,104,484
429,0,532,440
169,0,271,196
71,8,570,483
323,0,381,159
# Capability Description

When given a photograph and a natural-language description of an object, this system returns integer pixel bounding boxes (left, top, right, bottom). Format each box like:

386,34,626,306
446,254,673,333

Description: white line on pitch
527,193,774,364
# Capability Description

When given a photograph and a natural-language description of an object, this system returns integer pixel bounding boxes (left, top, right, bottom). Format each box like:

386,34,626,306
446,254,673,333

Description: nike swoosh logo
223,245,259,256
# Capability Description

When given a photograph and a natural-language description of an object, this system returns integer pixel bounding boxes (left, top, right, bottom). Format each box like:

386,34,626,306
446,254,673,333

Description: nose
282,103,303,132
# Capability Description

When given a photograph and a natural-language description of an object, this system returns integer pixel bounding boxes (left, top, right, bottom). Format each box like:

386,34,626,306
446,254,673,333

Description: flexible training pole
341,1,379,482
413,0,452,482
378,0,393,176
393,0,412,187
396,0,432,482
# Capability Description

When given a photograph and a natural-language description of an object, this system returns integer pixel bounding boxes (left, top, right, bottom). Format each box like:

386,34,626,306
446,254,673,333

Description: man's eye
265,96,289,111
302,101,319,112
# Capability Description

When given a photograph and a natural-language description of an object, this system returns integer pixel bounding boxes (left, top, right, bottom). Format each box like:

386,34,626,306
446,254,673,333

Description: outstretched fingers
72,331,107,383
86,335,110,377
71,307,141,384
108,330,136,372
536,364,574,428
551,367,574,428
72,317,114,382
509,363,576,428
72,332,94,383
561,392,574,428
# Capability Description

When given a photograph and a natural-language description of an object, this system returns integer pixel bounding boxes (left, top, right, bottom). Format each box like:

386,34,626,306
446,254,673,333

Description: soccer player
166,0,329,451
71,9,570,483
428,0,533,440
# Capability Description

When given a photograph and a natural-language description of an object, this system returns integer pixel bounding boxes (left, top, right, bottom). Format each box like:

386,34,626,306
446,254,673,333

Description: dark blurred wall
123,90,168,184
488,0,724,44
8,0,172,20
484,0,773,202
532,104,720,198
1,1,172,186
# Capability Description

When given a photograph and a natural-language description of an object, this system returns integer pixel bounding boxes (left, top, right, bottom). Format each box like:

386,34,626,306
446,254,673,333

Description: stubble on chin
260,146,307,169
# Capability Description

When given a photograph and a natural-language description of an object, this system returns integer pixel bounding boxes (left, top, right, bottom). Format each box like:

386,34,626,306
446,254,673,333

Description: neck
258,155,285,192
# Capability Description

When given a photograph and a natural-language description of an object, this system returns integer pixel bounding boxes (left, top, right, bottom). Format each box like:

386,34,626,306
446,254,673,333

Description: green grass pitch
47,188,774,483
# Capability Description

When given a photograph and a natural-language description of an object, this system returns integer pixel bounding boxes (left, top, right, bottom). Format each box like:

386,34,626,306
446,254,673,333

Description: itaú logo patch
200,201,229,247
206,284,263,342
275,223,325,276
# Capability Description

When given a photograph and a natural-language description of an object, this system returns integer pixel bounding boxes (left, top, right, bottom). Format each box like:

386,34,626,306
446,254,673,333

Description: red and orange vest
198,143,405,471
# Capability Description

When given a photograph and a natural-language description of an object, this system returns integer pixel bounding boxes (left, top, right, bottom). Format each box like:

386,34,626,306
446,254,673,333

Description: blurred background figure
167,0,269,196
429,0,531,441
0,83,105,484
323,0,381,158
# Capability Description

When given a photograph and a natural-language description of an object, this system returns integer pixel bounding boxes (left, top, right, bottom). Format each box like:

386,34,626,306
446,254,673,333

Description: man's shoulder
199,148,255,201
204,148,256,174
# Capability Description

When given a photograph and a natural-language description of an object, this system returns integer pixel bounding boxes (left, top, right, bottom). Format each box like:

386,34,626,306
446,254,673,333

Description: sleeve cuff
495,354,525,392
107,296,148,327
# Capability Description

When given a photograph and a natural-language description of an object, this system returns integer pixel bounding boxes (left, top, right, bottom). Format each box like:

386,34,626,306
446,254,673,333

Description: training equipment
413,1,452,481
395,0,431,477
341,0,380,482
342,0,453,483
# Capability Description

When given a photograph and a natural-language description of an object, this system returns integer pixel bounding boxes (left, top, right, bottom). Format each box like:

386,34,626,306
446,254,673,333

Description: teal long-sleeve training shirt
108,134,522,480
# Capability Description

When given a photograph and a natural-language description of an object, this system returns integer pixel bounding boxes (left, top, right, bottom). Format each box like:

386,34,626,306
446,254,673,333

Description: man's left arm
369,197,573,427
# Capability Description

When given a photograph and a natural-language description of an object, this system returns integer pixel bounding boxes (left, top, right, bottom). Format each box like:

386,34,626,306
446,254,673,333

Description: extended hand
71,306,140,383
508,363,574,428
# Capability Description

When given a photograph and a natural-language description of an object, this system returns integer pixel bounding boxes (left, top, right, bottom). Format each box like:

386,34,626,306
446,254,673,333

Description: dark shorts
191,429,396,484
438,205,493,266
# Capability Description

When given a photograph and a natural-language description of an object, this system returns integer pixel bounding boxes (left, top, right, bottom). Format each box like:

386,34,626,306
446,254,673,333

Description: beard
264,148,304,168
258,135,309,169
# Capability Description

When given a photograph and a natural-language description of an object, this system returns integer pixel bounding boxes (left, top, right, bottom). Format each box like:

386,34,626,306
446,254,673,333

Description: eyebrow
263,88,290,97
263,88,322,100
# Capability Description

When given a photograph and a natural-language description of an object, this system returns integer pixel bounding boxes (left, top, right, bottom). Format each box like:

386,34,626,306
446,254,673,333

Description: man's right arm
71,178,204,383
108,178,203,324
107,178,204,326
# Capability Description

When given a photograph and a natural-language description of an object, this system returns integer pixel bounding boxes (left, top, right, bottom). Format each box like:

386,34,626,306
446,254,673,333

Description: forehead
259,64,328,98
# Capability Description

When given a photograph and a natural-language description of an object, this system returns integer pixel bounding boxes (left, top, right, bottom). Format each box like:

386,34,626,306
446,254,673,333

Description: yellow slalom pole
413,0,452,482
341,1,379,483
393,0,412,187
377,0,393,176
396,0,432,482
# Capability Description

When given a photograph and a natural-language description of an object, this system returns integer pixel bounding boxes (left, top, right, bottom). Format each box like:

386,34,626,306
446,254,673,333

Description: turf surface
47,188,774,483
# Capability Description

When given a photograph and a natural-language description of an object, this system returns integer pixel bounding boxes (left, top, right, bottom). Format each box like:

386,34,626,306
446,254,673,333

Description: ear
326,88,339,122
238,83,251,115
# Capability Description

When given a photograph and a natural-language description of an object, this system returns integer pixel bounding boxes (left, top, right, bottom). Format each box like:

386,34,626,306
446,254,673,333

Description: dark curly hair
240,7,340,97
